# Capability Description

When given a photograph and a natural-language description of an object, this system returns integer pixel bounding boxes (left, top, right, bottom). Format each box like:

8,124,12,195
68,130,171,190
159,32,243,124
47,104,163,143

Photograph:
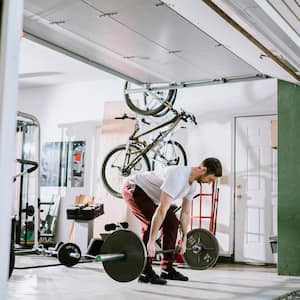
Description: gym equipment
57,228,219,282
24,221,34,232
13,241,67,271
155,228,219,269
183,228,219,270
57,243,81,267
104,222,128,231
58,230,147,282
39,195,61,242
21,205,35,216
16,111,41,249
86,221,129,255
66,203,104,221
10,158,39,278
67,200,104,254
86,238,104,257
12,156,64,273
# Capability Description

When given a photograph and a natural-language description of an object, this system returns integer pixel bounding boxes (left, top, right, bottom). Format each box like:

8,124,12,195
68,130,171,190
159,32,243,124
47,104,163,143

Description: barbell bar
57,228,219,282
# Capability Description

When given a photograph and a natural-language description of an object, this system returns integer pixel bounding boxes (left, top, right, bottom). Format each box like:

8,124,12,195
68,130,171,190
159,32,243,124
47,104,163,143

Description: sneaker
139,267,167,285
160,266,189,281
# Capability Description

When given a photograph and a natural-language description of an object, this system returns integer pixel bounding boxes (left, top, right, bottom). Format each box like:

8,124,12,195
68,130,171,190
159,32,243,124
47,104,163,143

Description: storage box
66,203,104,220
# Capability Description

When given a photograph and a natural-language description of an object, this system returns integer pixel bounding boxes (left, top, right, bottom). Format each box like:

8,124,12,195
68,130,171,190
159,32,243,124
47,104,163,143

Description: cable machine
15,111,41,250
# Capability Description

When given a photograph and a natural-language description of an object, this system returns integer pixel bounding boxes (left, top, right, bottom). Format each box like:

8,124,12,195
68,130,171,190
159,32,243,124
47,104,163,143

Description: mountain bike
101,108,197,198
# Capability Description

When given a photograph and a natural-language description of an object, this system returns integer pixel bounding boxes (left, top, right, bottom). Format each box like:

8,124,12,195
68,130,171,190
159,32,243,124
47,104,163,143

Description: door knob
236,194,242,199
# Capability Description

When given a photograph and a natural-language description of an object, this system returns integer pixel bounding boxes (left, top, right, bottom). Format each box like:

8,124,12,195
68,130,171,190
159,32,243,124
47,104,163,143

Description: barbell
57,228,219,282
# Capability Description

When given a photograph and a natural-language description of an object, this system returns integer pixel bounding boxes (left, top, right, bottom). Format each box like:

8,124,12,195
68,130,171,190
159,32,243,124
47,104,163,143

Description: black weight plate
183,228,219,270
101,230,146,282
25,221,34,232
58,243,81,267
27,205,35,216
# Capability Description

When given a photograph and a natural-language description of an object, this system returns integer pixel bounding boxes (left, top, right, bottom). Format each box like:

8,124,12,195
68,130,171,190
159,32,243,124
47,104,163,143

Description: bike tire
124,81,176,116
102,144,151,198
151,140,187,170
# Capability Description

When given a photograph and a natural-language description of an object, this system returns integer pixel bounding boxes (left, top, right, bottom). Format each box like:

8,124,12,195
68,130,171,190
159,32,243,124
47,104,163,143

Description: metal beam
124,74,271,94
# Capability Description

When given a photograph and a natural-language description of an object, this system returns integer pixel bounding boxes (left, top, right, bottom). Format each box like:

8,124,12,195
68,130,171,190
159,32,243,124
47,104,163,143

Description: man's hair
201,157,222,177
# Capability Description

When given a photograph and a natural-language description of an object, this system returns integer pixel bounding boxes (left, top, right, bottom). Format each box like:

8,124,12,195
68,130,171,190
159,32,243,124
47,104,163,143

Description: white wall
18,79,125,140
173,78,277,255
18,77,277,256
18,78,124,243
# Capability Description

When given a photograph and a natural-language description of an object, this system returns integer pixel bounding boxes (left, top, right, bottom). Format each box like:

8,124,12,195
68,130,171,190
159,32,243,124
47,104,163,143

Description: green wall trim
278,80,300,275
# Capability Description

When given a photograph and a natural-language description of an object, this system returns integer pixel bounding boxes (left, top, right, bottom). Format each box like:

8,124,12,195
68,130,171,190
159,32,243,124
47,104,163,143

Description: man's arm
147,191,172,257
178,197,192,254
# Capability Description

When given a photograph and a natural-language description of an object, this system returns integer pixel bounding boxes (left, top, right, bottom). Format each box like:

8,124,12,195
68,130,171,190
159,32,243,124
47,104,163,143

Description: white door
235,115,277,263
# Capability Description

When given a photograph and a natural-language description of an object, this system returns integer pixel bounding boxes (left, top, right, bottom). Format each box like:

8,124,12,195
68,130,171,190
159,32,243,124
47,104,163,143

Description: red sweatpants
122,181,179,269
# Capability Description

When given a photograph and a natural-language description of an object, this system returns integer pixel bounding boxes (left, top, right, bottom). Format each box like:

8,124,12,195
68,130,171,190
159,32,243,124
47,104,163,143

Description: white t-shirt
130,166,198,205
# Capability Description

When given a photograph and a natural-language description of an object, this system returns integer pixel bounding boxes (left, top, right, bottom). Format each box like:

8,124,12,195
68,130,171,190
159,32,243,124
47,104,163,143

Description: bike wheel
124,81,176,116
151,140,187,171
102,144,151,198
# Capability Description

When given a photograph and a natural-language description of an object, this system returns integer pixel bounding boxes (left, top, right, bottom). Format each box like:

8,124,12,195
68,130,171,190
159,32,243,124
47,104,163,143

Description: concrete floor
7,255,300,300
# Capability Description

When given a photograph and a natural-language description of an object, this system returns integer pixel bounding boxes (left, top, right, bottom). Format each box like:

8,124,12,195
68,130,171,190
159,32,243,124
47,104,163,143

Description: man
122,157,222,285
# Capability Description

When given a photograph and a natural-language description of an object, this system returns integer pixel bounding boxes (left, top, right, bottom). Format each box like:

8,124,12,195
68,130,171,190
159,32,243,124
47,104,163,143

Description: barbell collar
96,253,126,262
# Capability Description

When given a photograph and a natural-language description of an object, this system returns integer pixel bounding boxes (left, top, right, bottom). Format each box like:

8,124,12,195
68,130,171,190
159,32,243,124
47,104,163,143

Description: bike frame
122,111,182,173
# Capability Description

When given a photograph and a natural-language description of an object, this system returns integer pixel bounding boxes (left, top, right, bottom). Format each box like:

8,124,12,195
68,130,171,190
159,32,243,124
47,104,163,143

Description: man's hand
147,192,172,257
177,236,187,255
147,241,156,257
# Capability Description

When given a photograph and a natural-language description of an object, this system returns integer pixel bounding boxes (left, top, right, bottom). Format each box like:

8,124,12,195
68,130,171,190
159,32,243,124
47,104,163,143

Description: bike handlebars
115,110,197,126
179,109,198,125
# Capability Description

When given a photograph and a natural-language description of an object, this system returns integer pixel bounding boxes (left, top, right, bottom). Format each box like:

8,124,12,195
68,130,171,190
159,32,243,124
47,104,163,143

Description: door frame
233,113,277,261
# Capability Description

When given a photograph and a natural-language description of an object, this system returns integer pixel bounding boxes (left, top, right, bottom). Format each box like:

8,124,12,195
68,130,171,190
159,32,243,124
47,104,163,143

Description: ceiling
21,0,300,88
218,0,300,76
19,38,116,89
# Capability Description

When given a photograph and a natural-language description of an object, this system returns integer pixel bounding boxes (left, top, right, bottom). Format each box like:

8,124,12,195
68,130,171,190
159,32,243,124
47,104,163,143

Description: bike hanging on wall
101,107,197,198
